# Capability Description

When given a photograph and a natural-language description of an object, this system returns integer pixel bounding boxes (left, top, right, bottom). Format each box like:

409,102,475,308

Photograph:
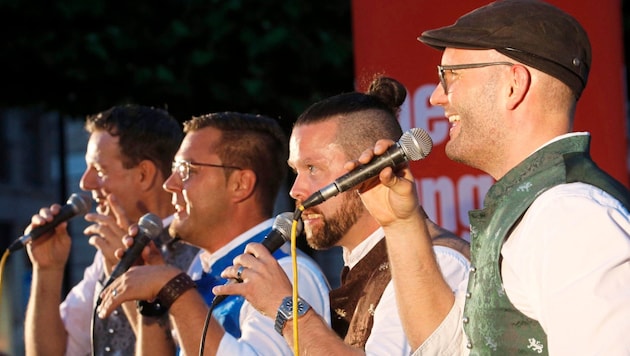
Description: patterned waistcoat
92,229,199,356
463,135,629,355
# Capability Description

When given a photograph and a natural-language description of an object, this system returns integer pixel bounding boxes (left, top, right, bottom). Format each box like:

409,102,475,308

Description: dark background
0,1,353,133
0,1,628,132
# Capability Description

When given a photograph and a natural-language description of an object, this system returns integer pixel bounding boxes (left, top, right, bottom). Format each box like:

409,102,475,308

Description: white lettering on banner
399,84,448,146
416,174,493,240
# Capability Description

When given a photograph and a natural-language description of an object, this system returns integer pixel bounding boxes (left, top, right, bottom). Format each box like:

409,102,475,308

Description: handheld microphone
100,213,163,293
211,212,303,307
301,128,433,209
9,193,92,253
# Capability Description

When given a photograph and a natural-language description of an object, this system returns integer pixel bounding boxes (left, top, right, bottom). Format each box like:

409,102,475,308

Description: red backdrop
351,0,628,238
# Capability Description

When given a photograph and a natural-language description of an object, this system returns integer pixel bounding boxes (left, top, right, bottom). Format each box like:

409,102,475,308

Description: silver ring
236,265,246,282
112,288,118,297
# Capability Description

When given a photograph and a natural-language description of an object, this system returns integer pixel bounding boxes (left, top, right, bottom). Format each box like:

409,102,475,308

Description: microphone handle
105,233,153,288
301,143,406,209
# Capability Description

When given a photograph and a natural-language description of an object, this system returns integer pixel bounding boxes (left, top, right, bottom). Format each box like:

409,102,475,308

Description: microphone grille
273,212,304,241
138,213,164,238
67,193,93,215
400,128,433,161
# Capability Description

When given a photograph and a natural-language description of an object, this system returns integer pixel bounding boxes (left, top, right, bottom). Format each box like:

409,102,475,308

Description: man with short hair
24,105,199,356
96,112,331,356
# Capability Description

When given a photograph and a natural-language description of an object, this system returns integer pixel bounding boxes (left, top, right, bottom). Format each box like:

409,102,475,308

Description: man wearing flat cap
353,0,630,355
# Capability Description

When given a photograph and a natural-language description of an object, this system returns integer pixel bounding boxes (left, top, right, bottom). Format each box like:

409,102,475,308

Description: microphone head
67,193,93,215
400,128,433,161
273,212,304,242
137,213,164,238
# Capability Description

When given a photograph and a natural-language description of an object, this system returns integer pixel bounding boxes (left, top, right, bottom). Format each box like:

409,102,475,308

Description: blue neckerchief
194,226,290,338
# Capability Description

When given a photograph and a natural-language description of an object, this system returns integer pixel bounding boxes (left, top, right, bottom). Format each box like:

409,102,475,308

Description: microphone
100,213,163,292
211,212,303,307
300,128,433,209
9,193,92,253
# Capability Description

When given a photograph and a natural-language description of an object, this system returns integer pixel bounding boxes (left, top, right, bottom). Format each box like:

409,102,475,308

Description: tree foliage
0,0,354,130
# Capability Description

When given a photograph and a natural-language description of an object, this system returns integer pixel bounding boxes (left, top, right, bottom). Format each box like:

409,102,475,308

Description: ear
506,64,531,110
136,160,159,192
228,169,257,203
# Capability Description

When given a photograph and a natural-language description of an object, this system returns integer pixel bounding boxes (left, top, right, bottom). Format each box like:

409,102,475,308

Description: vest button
104,346,111,352
462,317,469,324
108,328,115,334
469,266,476,273
466,342,472,349
113,310,119,316
465,292,471,299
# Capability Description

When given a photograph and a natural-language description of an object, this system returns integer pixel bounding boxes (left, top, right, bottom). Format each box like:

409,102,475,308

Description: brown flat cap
419,0,591,99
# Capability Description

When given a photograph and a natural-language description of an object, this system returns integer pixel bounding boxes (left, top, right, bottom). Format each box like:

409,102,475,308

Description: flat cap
419,0,591,99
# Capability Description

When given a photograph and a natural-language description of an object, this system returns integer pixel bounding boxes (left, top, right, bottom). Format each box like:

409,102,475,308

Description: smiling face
163,127,235,250
288,119,367,250
79,130,144,221
429,48,511,175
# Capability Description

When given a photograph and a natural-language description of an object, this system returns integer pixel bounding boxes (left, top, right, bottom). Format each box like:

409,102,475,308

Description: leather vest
330,238,390,349
463,135,629,354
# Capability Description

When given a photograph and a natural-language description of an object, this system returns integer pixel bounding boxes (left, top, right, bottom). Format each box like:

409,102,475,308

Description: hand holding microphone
210,212,303,307
300,128,433,209
10,193,92,253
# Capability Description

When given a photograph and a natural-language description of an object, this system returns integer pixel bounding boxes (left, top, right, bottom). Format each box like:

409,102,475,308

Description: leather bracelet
137,272,196,317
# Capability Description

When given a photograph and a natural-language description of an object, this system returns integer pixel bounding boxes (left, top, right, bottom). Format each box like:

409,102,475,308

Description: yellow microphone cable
290,206,305,356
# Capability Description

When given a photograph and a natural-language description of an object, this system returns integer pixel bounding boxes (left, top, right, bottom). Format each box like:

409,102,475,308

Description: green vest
463,135,629,355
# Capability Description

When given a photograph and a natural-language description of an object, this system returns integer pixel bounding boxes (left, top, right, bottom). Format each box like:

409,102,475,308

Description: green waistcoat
463,135,629,355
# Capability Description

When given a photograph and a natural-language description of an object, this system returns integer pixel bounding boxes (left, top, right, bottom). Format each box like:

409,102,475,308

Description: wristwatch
274,296,311,336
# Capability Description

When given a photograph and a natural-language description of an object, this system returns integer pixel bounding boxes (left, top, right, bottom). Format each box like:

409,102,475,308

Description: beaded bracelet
137,272,196,317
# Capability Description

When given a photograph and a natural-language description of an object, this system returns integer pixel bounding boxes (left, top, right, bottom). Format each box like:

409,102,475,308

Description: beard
305,191,364,250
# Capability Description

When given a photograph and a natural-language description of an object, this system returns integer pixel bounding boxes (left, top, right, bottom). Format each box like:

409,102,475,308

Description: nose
289,174,310,203
79,167,99,191
429,83,447,107
163,172,181,193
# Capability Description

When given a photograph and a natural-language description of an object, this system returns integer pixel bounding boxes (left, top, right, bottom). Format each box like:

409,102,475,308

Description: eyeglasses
437,61,514,94
172,159,242,182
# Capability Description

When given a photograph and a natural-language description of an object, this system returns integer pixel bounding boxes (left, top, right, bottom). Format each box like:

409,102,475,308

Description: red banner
351,0,628,238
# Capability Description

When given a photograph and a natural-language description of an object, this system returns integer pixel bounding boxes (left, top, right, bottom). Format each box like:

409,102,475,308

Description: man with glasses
95,112,330,355
351,1,630,355
210,77,470,355
24,105,199,355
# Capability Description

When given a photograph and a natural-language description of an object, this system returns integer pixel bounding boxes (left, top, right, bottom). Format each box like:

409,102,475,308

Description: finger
240,243,274,261
127,224,140,238
374,139,396,155
84,212,117,226
121,235,135,249
97,282,126,318
114,247,126,260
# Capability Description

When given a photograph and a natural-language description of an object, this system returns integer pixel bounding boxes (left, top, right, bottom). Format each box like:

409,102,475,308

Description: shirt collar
342,227,385,270
199,218,274,272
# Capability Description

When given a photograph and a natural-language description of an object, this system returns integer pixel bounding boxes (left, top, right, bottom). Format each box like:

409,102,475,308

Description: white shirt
185,219,332,355
416,183,630,355
345,228,470,355
60,250,103,356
